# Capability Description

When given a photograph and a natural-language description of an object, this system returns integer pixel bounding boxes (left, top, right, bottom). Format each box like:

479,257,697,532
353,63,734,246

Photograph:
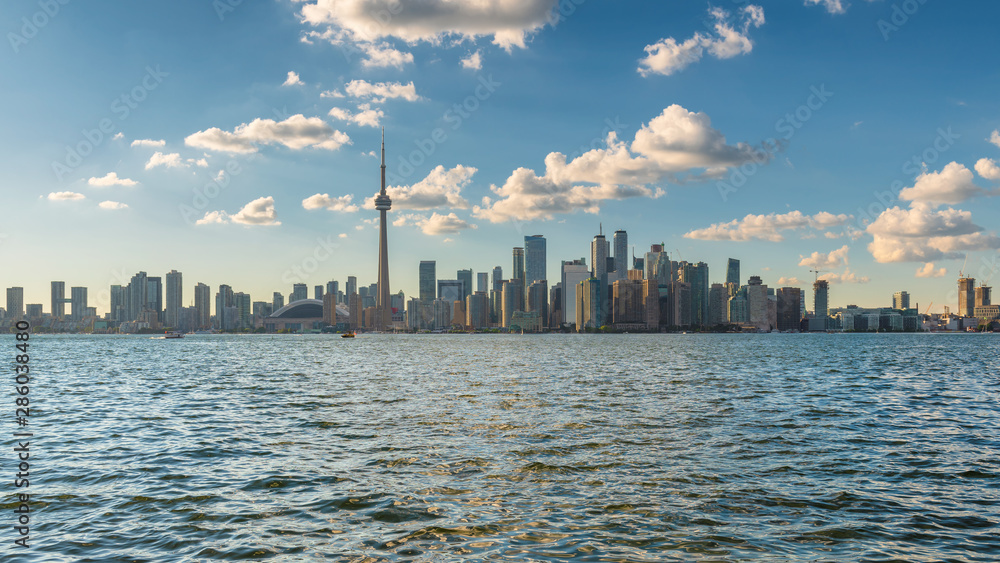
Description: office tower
645,245,671,285
672,281,692,327
550,283,563,327
561,259,589,326
643,279,660,331
976,285,992,307
374,129,393,331
326,280,338,300
234,293,251,330
814,279,830,319
6,287,24,321
512,247,525,285
438,279,465,303
195,283,211,329
612,278,643,325
893,291,910,310
272,291,285,311
613,230,627,275
726,258,740,286
291,283,308,303
457,269,473,301
777,287,803,331
390,291,405,323
349,293,361,329
477,272,489,293
591,226,609,288
314,285,324,300
51,281,66,319
678,262,709,326
126,271,147,322
146,276,163,321
467,292,489,329
25,304,42,320
501,279,525,328
492,266,503,291
576,277,603,331
746,276,770,331
958,277,975,317
708,283,728,326
110,285,125,322
346,276,358,297
524,235,546,286
728,287,748,324
216,285,234,330
526,280,548,328
165,270,182,329
253,301,272,325
69,286,87,321
418,261,436,301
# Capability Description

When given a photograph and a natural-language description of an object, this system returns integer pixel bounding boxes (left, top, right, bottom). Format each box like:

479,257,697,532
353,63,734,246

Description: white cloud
98,201,128,210
820,269,870,284
344,80,420,102
302,193,359,212
283,71,304,86
799,245,851,269
47,191,85,201
185,114,350,154
638,5,764,77
88,172,138,187
188,158,209,168
461,51,482,70
975,158,1000,181
112,132,124,140
866,204,1000,263
197,196,281,226
916,262,947,278
684,211,851,242
475,105,769,222
297,0,558,51
777,276,805,285
328,104,384,128
804,0,846,14
338,233,348,238
369,165,475,210
989,129,1000,149
361,43,414,69
130,139,166,148
899,162,993,206
145,152,185,170
320,89,345,98
393,212,477,235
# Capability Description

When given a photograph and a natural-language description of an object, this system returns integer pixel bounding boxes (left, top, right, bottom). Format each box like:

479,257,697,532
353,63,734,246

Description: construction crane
924,302,933,316
810,269,825,282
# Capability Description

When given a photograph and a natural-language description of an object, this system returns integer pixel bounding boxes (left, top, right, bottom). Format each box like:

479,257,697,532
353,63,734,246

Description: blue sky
2,0,999,315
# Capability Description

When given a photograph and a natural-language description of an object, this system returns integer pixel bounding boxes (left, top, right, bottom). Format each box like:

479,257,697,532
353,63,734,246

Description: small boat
164,331,184,339
341,331,355,338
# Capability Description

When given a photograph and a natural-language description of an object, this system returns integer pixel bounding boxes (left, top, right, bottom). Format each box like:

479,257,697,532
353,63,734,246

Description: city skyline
2,2,1000,313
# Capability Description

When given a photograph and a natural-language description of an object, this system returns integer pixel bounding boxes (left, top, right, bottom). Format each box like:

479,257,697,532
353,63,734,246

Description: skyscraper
272,291,284,311
6,287,24,321
110,285,125,322
477,272,489,293
126,271,147,322
438,279,465,303
346,276,357,298
216,285,234,329
561,259,589,326
291,283,308,303
524,235,546,286
726,258,740,286
591,226,608,288
958,277,975,317
457,269,473,301
374,129,393,331
613,230,627,275
51,281,66,319
195,283,211,329
976,285,992,307
165,270,182,329
512,247,525,285
893,291,910,310
777,287,802,331
813,279,830,319
419,261,436,301
70,286,88,321
314,285,324,300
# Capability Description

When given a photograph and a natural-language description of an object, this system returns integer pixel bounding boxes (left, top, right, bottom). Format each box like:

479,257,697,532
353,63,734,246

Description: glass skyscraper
524,235,546,286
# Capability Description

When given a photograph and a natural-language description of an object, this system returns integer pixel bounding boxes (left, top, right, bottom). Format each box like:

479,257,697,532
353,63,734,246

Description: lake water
6,333,1000,561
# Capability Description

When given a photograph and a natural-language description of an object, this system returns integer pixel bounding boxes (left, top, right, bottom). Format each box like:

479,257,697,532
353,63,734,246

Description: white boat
163,331,184,339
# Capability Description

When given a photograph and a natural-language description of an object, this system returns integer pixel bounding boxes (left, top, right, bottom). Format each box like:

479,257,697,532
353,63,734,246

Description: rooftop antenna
599,222,603,236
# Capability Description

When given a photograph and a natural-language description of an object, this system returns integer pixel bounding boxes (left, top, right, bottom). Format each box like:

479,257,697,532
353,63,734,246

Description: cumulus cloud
88,172,138,187
475,105,770,222
98,201,128,210
989,129,1000,149
344,80,420,102
185,114,350,154
638,5,764,77
197,196,281,226
777,276,805,285
361,43,414,69
799,245,851,270
131,139,166,148
302,193,359,212
804,0,846,14
47,191,85,201
899,162,994,206
145,152,185,170
394,212,477,235
283,71,304,86
685,210,851,242
975,158,1000,181
297,0,558,51
820,269,870,284
916,262,947,278
461,51,482,70
369,165,475,210
328,104,384,128
866,204,1000,263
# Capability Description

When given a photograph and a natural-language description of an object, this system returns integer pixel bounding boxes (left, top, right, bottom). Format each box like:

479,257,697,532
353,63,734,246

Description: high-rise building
612,278,644,325
195,283,211,329
272,291,284,312
216,285,234,330
51,281,66,319
146,276,163,321
524,235,546,286
477,272,489,293
70,286,88,321
126,271,147,322
457,269,473,301
6,287,24,321
512,247,525,285
958,277,975,317
291,283,308,303
576,277,603,331
976,285,992,307
726,258,740,286
613,230,628,275
438,279,465,304
526,280,548,329
314,285,324,300
25,304,42,320
419,261,436,301
561,259,589,326
591,227,609,288
814,279,830,319
645,244,671,285
466,292,489,329
326,281,339,300
110,285,125,322
234,292,251,330
492,266,503,291
165,270,182,329
708,283,728,326
374,129,393,331
893,291,910,310
501,279,524,328
777,287,803,331
346,276,358,298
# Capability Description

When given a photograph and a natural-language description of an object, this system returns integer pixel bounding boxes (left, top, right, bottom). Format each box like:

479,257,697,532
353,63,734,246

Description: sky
2,0,999,316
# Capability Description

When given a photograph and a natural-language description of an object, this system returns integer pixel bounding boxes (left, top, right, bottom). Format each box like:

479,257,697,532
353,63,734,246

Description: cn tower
374,128,392,331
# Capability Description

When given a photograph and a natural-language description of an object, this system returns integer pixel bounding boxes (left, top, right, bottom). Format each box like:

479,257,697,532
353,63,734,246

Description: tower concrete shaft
375,129,392,331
